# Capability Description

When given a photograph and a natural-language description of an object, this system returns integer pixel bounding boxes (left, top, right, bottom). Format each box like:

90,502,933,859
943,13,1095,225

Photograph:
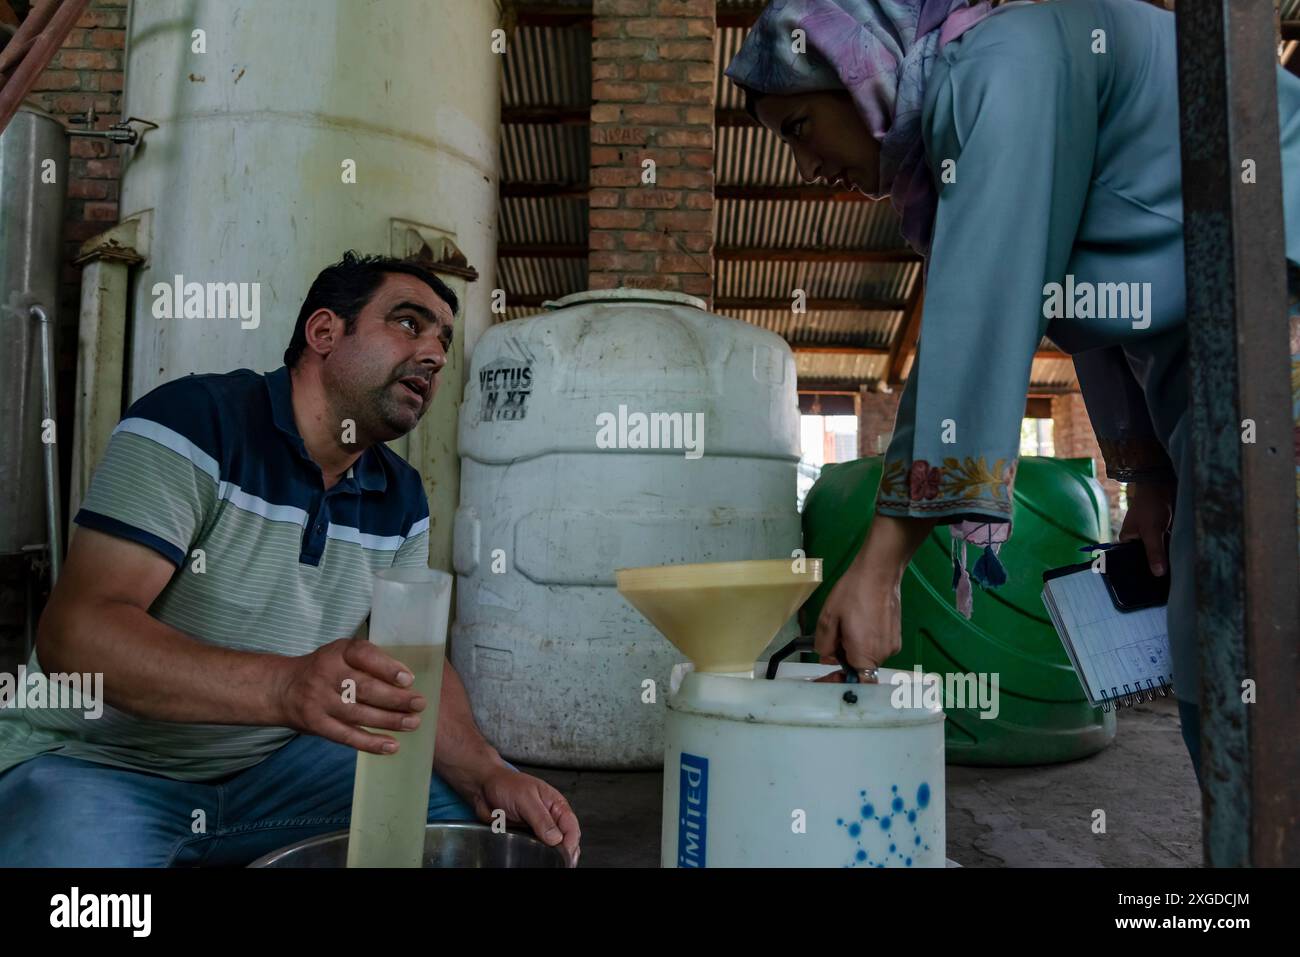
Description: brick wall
1052,392,1125,532
857,387,902,458
588,0,714,303
0,0,127,671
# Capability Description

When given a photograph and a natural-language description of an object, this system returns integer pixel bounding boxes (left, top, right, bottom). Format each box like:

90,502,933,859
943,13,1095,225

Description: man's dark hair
283,251,461,368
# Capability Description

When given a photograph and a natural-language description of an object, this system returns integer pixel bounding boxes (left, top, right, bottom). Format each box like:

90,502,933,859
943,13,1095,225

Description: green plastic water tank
800,456,1117,766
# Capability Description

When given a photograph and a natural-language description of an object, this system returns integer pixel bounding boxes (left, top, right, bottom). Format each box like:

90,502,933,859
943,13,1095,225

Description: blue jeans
0,733,477,867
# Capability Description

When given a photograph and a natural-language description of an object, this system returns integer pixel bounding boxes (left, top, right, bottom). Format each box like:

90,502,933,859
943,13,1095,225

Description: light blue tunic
877,0,1300,703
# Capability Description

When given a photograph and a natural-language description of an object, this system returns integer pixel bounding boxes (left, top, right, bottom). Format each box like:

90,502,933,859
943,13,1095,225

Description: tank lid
542,288,707,311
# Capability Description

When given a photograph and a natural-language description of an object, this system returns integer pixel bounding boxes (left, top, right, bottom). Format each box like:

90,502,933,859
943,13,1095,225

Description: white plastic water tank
451,289,802,768
663,663,946,868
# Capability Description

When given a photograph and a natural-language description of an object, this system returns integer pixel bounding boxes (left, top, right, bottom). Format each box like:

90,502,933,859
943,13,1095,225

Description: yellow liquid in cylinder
346,643,446,867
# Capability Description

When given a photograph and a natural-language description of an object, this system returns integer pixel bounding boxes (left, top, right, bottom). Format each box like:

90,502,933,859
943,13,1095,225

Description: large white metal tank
452,290,803,768
0,106,66,557
117,0,500,570
663,664,946,868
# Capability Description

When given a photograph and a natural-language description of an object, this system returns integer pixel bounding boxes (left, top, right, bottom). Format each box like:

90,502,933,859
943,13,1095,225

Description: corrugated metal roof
494,0,1228,393
501,123,588,185
501,24,592,108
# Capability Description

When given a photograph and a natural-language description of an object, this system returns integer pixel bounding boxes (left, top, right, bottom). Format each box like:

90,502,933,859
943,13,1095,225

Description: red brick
622,273,676,290
657,39,713,61
679,274,713,297
590,146,631,167
589,273,621,290
678,232,713,252
56,49,121,70
32,70,81,91
592,81,648,102
595,0,651,14
592,39,653,59
623,104,683,125
625,189,682,209
640,149,682,167
592,62,621,80
656,169,711,189
590,166,642,187
78,9,127,28
683,191,714,210
588,188,622,208
90,29,126,50
591,209,647,229
657,128,712,148
682,150,714,168
84,201,118,221
70,137,111,158
592,19,625,39
589,231,620,251
683,18,715,39
68,179,110,200
60,29,90,48
87,71,124,92
684,62,714,83
590,251,652,272
592,125,649,146
683,106,714,125
621,231,670,251
654,0,713,16
590,104,626,125
636,61,684,82
651,210,711,232
654,252,708,273
660,84,712,105
625,18,684,39
84,158,121,178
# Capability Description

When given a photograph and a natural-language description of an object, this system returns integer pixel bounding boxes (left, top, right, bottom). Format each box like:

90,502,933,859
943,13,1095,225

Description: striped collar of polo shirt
73,365,430,571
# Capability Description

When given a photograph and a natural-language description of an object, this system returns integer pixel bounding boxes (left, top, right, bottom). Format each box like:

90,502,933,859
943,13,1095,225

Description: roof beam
497,243,921,264
717,246,919,263
502,182,886,205
715,296,907,312
886,283,924,385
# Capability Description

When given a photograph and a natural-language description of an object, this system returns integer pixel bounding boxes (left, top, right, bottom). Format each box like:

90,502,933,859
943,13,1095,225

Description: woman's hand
1118,479,1174,576
813,513,936,681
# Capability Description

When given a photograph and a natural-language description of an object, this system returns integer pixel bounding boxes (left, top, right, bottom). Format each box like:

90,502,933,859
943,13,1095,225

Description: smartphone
1101,536,1171,611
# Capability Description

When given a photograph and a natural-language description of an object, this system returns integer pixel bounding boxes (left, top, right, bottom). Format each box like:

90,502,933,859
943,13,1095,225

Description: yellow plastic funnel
615,558,823,676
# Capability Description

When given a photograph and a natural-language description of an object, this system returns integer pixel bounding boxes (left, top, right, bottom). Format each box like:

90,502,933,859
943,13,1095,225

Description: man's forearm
432,662,508,803
36,597,289,726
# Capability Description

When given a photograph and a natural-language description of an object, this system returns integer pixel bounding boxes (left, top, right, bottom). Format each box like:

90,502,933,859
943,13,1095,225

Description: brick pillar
2,0,127,672
857,387,902,458
589,0,715,305
1051,392,1125,530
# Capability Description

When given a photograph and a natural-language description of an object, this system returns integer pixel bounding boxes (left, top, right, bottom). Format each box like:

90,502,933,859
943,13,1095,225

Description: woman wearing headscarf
726,0,1300,782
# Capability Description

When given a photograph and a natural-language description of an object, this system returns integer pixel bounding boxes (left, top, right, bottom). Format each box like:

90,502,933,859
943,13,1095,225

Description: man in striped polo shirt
0,252,580,866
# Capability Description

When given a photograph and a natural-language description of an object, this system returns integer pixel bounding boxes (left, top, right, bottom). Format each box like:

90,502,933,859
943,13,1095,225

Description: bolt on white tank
595,404,706,459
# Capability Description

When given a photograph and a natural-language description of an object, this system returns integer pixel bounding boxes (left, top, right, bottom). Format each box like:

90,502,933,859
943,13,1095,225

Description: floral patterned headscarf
724,0,995,256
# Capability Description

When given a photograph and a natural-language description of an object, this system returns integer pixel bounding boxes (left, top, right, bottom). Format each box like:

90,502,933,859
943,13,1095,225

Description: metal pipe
1175,0,1300,866
31,304,62,585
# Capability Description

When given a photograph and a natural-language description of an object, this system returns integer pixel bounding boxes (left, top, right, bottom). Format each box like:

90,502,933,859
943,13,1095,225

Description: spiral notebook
1041,552,1173,712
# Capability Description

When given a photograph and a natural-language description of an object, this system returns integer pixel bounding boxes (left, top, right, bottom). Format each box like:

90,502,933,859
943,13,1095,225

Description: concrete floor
522,695,1202,868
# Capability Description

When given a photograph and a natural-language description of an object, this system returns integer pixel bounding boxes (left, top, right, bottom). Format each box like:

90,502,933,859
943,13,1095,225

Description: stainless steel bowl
248,821,569,868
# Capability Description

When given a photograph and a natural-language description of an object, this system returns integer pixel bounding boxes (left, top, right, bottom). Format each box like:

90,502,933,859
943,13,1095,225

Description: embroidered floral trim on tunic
1094,435,1176,483
877,455,1016,517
